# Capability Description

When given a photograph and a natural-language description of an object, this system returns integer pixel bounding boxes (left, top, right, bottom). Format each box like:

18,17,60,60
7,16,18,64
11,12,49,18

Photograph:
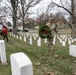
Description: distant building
6,22,13,31
7,25,13,31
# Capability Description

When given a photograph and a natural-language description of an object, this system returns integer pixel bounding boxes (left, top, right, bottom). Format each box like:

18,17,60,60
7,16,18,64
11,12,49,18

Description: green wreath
39,25,51,39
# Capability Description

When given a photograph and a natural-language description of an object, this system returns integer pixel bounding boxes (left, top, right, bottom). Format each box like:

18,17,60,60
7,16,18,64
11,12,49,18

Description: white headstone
71,39,74,43
26,34,29,38
14,34,15,38
53,35,56,45
22,33,24,36
68,40,71,45
44,39,47,43
24,36,26,42
10,52,33,75
10,32,12,36
33,35,36,40
74,38,76,41
0,40,7,65
37,37,41,47
65,37,67,42
35,34,38,38
20,36,22,41
16,35,18,39
12,33,13,37
60,38,62,43
69,45,76,57
29,36,32,45
62,41,66,47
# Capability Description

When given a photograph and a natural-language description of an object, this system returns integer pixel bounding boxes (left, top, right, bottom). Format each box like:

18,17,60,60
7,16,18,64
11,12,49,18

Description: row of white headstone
10,32,76,47
10,32,57,47
10,32,47,47
57,34,76,47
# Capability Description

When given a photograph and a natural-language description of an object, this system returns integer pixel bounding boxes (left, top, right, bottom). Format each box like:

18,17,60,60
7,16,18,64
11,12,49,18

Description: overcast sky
29,0,70,19
29,0,60,18
0,0,67,23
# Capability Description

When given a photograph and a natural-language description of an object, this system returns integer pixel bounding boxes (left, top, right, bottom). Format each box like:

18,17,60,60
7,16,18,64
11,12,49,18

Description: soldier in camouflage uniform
46,18,57,53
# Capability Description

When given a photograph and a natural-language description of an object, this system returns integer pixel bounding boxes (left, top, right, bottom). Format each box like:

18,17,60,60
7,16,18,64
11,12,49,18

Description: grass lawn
0,34,76,75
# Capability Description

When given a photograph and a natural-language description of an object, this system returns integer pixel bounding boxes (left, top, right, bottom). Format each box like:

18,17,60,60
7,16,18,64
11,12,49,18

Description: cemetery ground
0,33,76,75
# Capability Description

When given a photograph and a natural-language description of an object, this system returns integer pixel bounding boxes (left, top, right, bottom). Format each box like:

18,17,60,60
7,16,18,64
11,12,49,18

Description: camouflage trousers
47,37,54,53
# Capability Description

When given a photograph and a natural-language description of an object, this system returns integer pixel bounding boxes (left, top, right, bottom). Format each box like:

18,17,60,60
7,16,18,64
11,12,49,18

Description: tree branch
52,2,72,16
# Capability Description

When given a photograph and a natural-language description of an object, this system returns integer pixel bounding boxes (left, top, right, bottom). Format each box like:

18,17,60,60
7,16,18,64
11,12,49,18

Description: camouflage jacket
46,22,57,36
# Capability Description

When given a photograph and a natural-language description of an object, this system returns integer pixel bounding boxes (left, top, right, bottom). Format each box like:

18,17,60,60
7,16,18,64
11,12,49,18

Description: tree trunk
22,16,25,32
10,0,18,34
13,10,17,34
71,23,75,38
71,0,76,38
20,0,25,32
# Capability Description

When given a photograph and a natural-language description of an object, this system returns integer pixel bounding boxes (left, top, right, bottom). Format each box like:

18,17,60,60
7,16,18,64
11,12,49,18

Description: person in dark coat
2,24,8,42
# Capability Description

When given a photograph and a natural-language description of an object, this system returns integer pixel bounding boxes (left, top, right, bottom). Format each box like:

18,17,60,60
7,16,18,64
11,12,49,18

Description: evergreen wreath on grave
39,25,51,39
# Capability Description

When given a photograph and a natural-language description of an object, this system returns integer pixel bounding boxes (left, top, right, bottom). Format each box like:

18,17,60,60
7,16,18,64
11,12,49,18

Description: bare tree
17,0,42,31
32,2,54,26
10,0,19,34
51,0,76,38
